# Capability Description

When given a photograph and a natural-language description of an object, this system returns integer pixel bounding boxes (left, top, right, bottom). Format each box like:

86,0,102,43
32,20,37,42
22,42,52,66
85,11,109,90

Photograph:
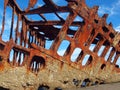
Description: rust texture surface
0,0,120,90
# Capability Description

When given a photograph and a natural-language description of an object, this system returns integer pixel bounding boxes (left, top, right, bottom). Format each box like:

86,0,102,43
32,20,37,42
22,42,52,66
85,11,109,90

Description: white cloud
98,0,120,16
115,25,120,32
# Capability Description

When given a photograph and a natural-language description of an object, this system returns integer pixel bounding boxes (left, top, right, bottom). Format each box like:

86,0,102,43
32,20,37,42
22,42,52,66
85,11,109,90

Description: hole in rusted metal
102,26,109,33
63,81,68,84
116,57,120,68
54,87,62,90
0,56,3,62
109,32,115,39
82,55,92,66
81,78,91,87
71,48,82,62
45,40,54,49
9,49,14,62
68,26,79,38
0,44,5,51
57,40,70,56
57,12,69,20
101,64,106,69
74,15,83,22
89,33,103,52
97,45,105,56
104,47,113,61
94,19,98,23
30,56,45,72
115,65,119,68
73,78,81,86
38,85,49,90
27,14,43,21
111,52,116,63
43,13,59,20
0,87,9,90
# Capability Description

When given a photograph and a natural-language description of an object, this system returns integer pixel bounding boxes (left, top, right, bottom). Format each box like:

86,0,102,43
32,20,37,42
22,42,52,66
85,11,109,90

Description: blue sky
88,0,120,31
0,0,120,65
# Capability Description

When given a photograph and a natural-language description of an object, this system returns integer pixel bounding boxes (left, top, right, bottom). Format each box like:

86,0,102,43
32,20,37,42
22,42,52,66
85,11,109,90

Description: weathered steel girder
0,0,120,90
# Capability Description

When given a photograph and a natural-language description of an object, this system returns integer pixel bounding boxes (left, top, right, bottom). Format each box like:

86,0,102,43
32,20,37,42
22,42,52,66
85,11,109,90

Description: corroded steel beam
0,0,120,90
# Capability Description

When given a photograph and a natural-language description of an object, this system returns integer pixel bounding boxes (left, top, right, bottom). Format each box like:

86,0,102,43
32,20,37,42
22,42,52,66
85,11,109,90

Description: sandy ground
64,82,120,90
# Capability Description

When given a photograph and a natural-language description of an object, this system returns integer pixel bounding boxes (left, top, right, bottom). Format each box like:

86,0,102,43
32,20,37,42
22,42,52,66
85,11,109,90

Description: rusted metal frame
96,27,118,54
85,55,92,66
30,31,34,43
22,23,28,48
15,14,20,43
112,33,120,50
21,53,26,66
0,0,9,38
84,29,96,46
34,32,37,44
69,1,89,21
18,52,21,66
0,39,30,54
28,20,83,26
24,24,29,48
76,51,85,65
41,39,45,48
35,35,39,46
13,45,30,54
3,39,14,61
39,14,47,21
63,42,72,57
76,50,84,62
107,48,116,62
23,21,27,47
33,31,38,46
28,30,31,47
10,6,15,40
20,18,24,46
8,0,30,26
13,49,18,66
21,6,70,15
101,45,110,57
55,12,64,21
43,0,58,9
75,45,95,66
8,0,22,13
113,53,120,64
37,36,45,48
32,31,36,44
22,53,28,66
20,18,28,47
93,38,105,53
12,51,28,67
37,4,63,26
25,0,37,11
63,42,75,62
76,23,93,46
37,38,40,46
87,23,106,46
93,16,114,43
73,26,83,39
50,12,77,52
11,47,30,66
101,31,113,43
